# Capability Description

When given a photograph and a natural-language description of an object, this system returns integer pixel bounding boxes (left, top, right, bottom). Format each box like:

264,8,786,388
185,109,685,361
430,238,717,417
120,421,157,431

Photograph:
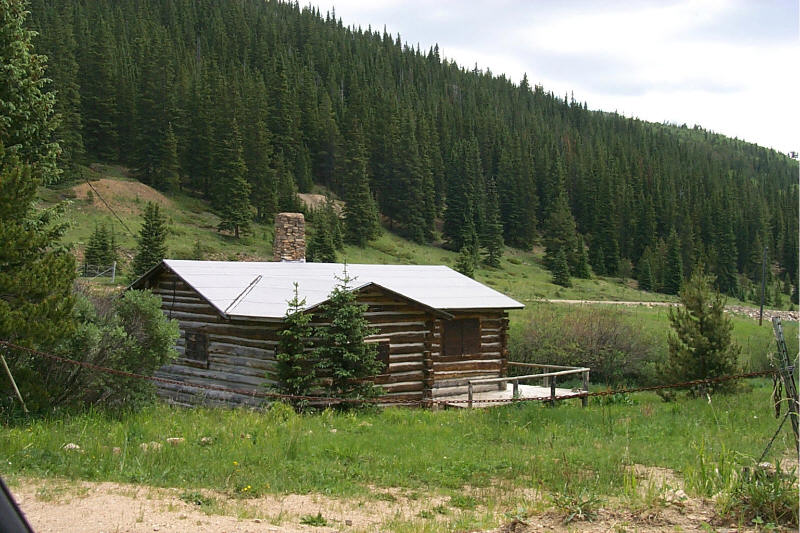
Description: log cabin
129,213,524,407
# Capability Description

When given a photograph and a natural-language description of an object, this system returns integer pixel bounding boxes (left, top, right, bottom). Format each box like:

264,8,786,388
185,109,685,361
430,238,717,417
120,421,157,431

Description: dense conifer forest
29,0,798,298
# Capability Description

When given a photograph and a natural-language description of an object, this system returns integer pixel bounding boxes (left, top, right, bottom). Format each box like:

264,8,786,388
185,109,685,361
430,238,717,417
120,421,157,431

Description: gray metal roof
158,259,524,319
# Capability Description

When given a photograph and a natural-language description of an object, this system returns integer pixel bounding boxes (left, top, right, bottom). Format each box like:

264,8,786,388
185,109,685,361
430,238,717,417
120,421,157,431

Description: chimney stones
273,213,306,262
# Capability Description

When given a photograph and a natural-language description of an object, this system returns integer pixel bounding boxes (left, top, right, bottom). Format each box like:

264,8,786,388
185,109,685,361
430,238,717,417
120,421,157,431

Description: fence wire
0,340,781,408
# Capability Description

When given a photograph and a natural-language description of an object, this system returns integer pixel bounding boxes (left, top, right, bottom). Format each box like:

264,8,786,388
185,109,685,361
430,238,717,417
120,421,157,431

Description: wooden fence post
468,382,473,409
549,376,556,407
582,370,589,407
0,345,28,414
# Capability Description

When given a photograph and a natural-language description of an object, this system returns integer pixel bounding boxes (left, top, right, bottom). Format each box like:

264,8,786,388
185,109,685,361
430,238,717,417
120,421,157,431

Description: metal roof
154,259,524,319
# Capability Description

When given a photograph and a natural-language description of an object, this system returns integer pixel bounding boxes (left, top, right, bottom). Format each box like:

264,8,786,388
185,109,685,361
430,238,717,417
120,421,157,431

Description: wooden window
366,339,391,374
184,330,209,367
442,318,481,356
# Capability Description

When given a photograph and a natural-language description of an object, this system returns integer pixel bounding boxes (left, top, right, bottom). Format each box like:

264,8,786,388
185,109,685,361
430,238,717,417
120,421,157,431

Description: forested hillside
29,0,798,298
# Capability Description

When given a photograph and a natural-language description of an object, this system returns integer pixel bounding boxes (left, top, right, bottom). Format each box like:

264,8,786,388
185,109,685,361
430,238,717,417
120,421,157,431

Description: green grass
2,381,793,502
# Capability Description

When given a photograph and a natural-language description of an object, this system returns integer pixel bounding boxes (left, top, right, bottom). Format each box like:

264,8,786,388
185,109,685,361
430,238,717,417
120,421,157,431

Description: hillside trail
543,299,799,322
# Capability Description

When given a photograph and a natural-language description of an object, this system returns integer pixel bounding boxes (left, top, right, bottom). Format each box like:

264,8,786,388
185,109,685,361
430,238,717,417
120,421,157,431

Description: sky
303,0,799,154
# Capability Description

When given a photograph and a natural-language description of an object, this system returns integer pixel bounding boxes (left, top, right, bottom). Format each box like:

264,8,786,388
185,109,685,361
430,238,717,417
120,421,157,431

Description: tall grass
1,380,793,503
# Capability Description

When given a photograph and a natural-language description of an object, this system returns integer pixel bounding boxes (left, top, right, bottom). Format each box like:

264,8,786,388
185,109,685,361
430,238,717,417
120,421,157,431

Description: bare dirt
297,193,344,214
73,178,172,215
12,478,445,533
11,468,740,533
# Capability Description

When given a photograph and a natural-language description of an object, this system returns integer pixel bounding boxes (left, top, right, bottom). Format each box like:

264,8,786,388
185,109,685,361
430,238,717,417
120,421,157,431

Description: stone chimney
273,212,306,262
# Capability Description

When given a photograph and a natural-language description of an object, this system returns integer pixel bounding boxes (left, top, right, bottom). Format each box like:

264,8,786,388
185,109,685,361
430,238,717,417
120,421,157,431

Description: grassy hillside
48,165,675,303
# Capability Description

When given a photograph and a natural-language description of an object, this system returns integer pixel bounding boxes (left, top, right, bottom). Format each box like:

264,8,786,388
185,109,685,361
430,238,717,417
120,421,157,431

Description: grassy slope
46,167,796,370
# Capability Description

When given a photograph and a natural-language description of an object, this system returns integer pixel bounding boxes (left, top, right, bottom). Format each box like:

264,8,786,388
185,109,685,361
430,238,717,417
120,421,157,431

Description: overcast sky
304,0,798,154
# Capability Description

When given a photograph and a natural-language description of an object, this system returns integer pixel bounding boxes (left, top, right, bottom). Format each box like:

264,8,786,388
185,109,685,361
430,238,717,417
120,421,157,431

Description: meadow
1,380,796,530
21,168,798,530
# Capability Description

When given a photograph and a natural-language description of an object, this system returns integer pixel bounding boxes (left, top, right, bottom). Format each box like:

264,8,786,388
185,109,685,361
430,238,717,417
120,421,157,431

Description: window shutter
443,320,462,356
462,319,481,354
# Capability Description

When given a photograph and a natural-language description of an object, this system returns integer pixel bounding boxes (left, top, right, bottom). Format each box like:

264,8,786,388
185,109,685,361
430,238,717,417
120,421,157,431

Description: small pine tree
637,257,654,291
307,206,338,263
663,269,740,396
314,268,382,400
131,202,168,278
275,282,316,407
455,244,477,278
573,235,591,279
85,224,117,272
551,247,572,287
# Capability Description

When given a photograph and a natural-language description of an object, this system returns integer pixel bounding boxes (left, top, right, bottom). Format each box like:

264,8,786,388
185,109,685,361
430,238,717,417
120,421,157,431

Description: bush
661,269,740,396
508,304,659,386
2,285,178,416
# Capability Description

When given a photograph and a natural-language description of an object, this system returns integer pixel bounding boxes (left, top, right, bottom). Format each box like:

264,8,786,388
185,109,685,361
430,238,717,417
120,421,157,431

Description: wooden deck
440,383,586,408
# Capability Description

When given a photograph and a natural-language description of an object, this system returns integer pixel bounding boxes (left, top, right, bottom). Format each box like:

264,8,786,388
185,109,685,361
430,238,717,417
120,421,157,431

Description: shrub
2,285,178,415
508,304,659,386
661,269,740,396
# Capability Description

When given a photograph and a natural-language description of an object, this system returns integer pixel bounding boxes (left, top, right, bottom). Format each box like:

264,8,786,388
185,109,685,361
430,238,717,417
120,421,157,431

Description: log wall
143,268,510,407
429,311,510,398
147,271,280,407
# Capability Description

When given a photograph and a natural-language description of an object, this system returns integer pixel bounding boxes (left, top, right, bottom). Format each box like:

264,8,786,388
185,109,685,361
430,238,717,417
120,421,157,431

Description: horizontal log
433,353,501,363
389,343,426,355
374,370,424,385
208,352,277,370
380,381,425,393
433,360,502,372
208,341,274,359
166,310,222,322
159,364,270,389
207,333,278,350
389,361,424,372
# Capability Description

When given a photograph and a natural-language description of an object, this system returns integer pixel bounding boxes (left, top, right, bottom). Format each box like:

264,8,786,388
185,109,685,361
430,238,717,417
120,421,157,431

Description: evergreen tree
131,202,168,278
314,268,382,400
663,229,684,295
275,282,316,407
663,269,740,395
154,123,180,191
214,121,252,238
341,120,380,247
307,208,337,263
81,15,117,161
85,223,117,269
0,1,75,347
543,191,578,272
573,235,591,279
482,178,504,267
551,247,572,287
637,256,654,292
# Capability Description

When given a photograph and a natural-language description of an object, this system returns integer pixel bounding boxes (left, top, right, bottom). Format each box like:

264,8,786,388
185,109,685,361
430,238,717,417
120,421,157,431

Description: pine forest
28,0,799,297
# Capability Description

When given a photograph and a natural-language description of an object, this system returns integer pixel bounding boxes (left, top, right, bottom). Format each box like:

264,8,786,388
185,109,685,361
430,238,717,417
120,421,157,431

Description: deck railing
466,362,590,408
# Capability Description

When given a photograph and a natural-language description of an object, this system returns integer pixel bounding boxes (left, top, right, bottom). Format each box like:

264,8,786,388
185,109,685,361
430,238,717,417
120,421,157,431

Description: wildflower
233,461,238,466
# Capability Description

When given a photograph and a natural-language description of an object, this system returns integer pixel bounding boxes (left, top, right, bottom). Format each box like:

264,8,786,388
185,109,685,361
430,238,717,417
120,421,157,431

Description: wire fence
0,339,784,408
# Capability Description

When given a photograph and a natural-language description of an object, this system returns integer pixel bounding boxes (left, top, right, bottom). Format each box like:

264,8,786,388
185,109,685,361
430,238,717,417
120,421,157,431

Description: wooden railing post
549,376,556,407
468,382,473,409
512,379,519,398
581,370,589,407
